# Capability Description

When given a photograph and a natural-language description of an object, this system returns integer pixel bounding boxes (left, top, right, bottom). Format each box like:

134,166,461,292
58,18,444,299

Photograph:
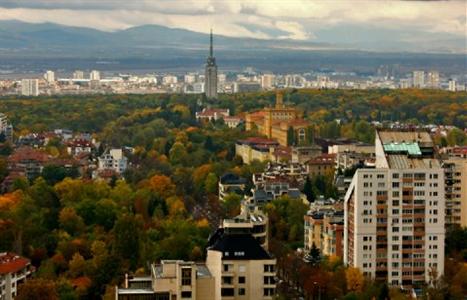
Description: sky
0,0,465,41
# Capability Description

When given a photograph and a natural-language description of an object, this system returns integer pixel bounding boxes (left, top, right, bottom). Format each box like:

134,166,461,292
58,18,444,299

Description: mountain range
0,20,464,74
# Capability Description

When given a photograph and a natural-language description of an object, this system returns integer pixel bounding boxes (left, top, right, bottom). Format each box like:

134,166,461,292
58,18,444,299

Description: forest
0,89,466,299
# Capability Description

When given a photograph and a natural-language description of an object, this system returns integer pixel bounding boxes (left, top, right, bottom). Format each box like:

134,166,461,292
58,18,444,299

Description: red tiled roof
197,108,229,117
0,252,30,275
308,153,336,165
8,147,49,163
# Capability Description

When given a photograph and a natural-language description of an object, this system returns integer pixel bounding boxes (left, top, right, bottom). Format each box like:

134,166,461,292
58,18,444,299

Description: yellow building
245,91,310,146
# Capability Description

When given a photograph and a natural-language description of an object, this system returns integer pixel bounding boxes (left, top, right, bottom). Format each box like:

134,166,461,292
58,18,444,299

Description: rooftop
0,252,31,275
208,233,272,260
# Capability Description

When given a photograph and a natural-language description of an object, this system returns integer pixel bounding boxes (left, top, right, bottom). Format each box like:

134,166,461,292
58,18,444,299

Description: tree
446,128,466,146
59,207,85,236
287,127,295,146
204,172,218,194
346,267,364,293
169,142,188,165
16,279,59,300
303,176,315,202
306,243,321,266
68,253,86,278
112,214,142,269
222,193,242,218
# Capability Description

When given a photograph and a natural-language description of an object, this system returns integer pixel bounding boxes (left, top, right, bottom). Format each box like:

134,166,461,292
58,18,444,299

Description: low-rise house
307,153,336,178
235,137,280,164
223,116,243,128
0,252,35,300
196,108,230,122
291,145,322,164
7,147,49,180
66,139,93,156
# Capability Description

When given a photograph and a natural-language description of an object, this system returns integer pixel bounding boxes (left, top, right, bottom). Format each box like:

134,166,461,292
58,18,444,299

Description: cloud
0,0,464,40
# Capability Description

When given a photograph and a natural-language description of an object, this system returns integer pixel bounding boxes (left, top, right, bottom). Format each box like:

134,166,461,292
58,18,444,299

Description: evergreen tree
307,243,321,266
303,176,315,202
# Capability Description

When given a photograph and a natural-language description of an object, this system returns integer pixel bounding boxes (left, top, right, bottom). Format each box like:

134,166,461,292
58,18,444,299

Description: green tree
112,214,142,269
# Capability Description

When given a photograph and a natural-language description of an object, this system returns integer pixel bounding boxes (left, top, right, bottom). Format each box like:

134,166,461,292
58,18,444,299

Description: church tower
205,29,218,99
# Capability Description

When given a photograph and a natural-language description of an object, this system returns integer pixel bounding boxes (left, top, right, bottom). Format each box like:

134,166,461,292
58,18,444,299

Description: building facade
97,149,128,174
443,158,467,227
21,79,39,96
344,130,445,288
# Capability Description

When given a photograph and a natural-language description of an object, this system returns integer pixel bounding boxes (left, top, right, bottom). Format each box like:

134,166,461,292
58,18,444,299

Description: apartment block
344,130,445,288
443,158,467,227
21,79,39,96
206,231,276,300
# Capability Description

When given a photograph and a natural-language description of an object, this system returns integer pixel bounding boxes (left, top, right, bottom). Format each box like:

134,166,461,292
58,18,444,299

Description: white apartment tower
73,70,85,79
260,74,275,90
426,71,440,89
21,79,39,96
90,70,101,81
44,70,55,83
412,71,425,88
344,130,445,289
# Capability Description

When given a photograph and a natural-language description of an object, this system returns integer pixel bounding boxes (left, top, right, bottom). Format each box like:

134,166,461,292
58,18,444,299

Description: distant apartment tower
261,74,275,90
44,70,55,83
448,79,457,92
90,70,101,81
0,113,13,141
426,71,440,89
344,130,445,288
184,73,197,84
443,158,467,227
412,70,425,88
21,79,39,96
98,149,128,174
205,30,218,99
73,70,85,79
399,79,411,89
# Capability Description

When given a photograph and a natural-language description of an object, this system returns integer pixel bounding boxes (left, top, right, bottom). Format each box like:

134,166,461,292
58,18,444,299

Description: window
264,276,275,284
392,182,400,188
238,288,246,296
181,291,192,298
221,288,235,297
238,276,246,284
393,173,399,179
222,276,233,285
239,265,246,272
264,264,275,273
264,288,275,296
181,268,192,286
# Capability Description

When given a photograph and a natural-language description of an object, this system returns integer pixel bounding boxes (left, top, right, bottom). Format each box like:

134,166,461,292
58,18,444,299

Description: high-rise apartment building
412,71,425,88
73,70,85,79
205,30,218,99
90,70,101,81
443,158,467,227
448,79,457,92
21,79,39,96
426,71,440,89
44,70,55,83
344,130,445,288
260,74,275,90
0,252,35,300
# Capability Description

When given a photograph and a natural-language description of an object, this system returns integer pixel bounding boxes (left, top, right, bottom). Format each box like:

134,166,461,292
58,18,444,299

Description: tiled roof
8,147,49,163
0,252,30,275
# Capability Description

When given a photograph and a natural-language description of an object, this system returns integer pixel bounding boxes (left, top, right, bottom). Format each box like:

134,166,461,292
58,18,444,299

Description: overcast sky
0,0,465,41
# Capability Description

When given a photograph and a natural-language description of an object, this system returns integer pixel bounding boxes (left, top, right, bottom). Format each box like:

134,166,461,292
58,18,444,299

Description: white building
162,75,178,85
0,252,34,300
344,130,445,288
21,79,39,96
73,70,85,80
426,71,439,89
184,74,197,84
412,70,425,88
90,70,101,81
98,149,128,174
260,74,275,90
448,79,457,92
44,70,55,83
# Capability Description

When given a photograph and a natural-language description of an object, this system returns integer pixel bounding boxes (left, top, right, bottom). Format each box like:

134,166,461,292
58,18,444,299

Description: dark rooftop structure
208,231,272,260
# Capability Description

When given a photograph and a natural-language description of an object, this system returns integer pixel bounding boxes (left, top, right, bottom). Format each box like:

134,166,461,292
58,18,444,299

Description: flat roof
378,131,432,145
383,142,422,156
387,155,441,169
